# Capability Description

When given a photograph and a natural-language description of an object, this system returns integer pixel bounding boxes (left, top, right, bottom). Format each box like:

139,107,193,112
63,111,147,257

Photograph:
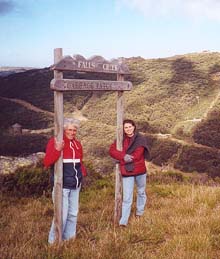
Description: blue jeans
119,174,147,226
48,187,80,244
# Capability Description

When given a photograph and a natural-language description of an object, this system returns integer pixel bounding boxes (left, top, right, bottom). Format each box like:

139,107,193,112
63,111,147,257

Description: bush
136,120,157,134
81,160,104,189
0,99,53,130
88,144,109,158
174,145,220,176
0,159,104,197
0,133,49,156
148,170,185,185
0,163,50,197
192,109,220,149
150,139,181,166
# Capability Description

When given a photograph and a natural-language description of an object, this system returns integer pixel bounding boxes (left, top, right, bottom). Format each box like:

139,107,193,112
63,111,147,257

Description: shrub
0,133,49,156
87,144,109,158
148,170,185,185
192,110,220,149
136,120,157,134
150,139,181,166
0,163,50,197
0,98,53,130
0,159,104,196
174,145,220,176
81,160,104,190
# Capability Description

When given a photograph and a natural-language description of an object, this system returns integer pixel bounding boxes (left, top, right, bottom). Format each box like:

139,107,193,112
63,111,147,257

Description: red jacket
109,132,148,177
44,135,86,189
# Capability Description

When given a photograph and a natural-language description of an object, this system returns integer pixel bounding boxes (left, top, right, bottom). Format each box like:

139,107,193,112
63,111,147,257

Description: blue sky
1,0,220,67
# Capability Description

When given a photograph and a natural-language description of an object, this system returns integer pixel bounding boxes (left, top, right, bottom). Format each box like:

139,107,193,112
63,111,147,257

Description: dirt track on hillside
1,93,219,147
0,96,87,134
0,96,54,117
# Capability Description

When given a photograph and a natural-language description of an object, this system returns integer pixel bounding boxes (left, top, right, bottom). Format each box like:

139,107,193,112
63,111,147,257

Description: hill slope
1,52,220,175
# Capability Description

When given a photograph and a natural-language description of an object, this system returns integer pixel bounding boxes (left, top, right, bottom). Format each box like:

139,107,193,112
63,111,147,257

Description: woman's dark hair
123,119,136,132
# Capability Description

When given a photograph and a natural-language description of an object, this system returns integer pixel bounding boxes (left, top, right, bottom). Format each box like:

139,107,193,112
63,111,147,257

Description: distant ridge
0,66,37,77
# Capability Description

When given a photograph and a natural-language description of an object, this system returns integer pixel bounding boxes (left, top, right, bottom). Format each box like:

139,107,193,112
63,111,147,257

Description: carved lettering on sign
77,61,96,69
102,63,118,71
50,79,132,91
51,55,129,74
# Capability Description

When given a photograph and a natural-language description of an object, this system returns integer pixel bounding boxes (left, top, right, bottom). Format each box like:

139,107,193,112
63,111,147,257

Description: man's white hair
63,118,80,129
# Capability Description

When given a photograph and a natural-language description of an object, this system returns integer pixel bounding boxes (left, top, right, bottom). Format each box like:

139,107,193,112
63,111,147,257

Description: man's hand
55,140,64,151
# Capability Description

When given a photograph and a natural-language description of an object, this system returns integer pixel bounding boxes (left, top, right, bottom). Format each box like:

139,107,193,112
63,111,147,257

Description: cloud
117,0,220,21
0,0,14,15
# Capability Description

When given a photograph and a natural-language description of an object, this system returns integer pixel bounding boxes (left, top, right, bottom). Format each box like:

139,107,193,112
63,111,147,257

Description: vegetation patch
0,159,101,197
150,138,181,166
193,109,220,149
0,133,49,156
0,163,50,197
0,99,53,130
174,145,220,177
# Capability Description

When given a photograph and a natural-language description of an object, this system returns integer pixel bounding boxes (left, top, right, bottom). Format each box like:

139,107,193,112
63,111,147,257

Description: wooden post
53,48,64,244
114,74,124,224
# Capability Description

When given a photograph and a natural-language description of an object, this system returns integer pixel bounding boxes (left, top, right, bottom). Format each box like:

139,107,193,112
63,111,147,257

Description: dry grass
1,174,220,259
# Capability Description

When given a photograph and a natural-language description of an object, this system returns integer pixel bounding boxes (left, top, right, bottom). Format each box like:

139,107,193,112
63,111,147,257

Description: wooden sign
51,55,130,74
51,49,132,244
50,78,132,91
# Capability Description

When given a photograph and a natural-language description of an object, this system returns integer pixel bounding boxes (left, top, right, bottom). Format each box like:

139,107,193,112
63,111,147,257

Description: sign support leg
53,48,63,244
114,73,124,224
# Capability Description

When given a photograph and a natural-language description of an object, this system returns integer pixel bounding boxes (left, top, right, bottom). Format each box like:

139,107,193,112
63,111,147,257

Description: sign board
51,49,132,244
50,78,132,91
51,54,130,74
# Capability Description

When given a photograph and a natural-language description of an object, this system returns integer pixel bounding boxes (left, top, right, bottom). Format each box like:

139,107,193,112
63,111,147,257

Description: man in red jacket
109,119,149,226
44,118,86,244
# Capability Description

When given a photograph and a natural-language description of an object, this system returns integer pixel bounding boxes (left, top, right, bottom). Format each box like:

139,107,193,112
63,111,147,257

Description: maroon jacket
44,135,86,189
109,132,149,177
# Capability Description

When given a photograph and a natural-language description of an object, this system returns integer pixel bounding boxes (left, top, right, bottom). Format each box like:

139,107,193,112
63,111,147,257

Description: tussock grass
1,176,220,259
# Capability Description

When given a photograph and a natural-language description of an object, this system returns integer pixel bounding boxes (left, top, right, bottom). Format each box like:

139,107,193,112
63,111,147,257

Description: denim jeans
119,173,147,226
48,187,80,244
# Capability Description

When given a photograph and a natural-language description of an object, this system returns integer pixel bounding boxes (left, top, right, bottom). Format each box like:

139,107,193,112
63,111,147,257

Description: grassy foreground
1,174,220,259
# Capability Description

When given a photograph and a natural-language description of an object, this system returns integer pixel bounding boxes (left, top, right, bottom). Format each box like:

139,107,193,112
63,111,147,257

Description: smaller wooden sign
50,79,132,91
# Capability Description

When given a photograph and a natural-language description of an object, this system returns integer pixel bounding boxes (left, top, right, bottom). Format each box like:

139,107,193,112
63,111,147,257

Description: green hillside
83,52,220,134
1,52,220,175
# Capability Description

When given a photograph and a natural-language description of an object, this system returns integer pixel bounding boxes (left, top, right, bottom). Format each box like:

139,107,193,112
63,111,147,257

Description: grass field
1,170,220,259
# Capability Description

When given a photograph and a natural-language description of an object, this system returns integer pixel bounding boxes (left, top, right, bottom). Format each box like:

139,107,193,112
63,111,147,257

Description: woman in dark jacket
44,118,86,243
109,119,149,226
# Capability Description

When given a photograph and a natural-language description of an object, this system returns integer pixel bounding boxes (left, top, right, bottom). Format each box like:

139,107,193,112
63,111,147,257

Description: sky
1,0,220,68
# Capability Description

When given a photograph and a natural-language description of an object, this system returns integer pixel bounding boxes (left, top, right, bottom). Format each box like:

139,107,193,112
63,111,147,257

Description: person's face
124,123,135,137
64,124,77,140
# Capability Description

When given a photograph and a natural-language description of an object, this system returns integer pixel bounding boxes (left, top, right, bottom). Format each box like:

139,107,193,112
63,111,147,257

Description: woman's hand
124,154,133,163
